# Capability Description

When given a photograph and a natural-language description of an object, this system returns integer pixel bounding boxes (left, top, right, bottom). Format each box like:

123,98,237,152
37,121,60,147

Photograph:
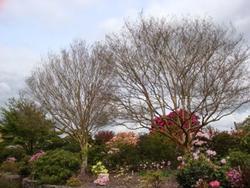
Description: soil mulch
83,173,179,188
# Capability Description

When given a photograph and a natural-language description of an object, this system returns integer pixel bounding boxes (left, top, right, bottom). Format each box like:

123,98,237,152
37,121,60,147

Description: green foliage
0,176,20,188
140,170,169,188
209,132,240,157
18,156,32,177
0,98,53,154
176,155,227,188
240,133,250,153
0,146,26,163
91,161,108,175
138,133,180,168
88,144,107,166
66,177,82,187
61,136,81,153
228,150,250,187
104,143,140,171
0,161,20,175
33,149,80,185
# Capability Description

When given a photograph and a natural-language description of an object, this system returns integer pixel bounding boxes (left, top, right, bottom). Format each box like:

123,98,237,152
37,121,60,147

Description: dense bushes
0,146,26,163
176,154,229,188
138,133,180,168
209,132,240,157
228,150,250,187
32,149,80,185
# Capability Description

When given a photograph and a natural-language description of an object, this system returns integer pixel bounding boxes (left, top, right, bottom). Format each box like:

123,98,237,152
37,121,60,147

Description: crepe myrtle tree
26,40,116,175
104,16,250,151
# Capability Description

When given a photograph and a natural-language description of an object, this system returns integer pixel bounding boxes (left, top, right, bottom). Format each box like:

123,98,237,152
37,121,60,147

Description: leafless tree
26,40,115,174
105,17,250,151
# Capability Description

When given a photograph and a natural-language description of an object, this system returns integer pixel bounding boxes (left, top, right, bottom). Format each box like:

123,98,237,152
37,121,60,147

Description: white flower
193,152,199,160
177,156,183,161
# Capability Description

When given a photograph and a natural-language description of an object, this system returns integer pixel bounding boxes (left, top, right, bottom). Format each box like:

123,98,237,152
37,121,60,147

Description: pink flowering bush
152,109,200,133
106,132,138,150
176,153,230,188
29,150,45,162
227,168,243,187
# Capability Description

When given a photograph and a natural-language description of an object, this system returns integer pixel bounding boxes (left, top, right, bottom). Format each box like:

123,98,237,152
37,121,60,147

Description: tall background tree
26,41,115,174
0,98,53,154
105,17,250,151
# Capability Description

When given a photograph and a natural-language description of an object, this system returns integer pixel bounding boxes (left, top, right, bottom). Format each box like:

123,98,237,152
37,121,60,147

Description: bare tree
26,41,115,174
105,17,250,151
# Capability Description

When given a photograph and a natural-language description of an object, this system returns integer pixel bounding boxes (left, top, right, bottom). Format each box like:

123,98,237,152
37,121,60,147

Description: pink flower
94,173,109,186
6,157,16,163
227,169,242,187
206,149,216,157
29,150,45,162
209,180,220,188
220,159,226,165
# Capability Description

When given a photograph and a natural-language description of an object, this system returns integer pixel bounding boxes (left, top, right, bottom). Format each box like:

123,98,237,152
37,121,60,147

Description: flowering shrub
176,153,230,188
107,132,138,149
227,168,243,187
228,151,250,187
152,109,200,133
176,154,217,187
29,150,45,162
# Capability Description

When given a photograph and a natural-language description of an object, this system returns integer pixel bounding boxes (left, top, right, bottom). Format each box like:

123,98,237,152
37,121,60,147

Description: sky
0,0,250,130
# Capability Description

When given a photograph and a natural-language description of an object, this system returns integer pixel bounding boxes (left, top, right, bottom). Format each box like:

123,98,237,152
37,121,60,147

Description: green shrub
228,151,250,187
0,161,20,175
18,156,32,177
0,146,26,163
66,176,81,187
138,133,180,168
91,161,108,175
140,170,169,188
176,155,228,188
88,144,107,166
210,132,240,157
239,133,250,153
33,149,80,185
104,143,140,171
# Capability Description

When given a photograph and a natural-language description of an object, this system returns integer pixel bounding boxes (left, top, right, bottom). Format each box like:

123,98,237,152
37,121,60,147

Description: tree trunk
79,142,88,178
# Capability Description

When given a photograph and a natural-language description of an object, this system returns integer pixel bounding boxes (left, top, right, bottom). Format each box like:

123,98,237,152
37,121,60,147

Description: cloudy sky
0,0,250,130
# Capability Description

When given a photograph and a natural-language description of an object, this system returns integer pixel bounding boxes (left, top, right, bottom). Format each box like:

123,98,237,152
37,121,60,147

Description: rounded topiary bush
32,149,80,185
